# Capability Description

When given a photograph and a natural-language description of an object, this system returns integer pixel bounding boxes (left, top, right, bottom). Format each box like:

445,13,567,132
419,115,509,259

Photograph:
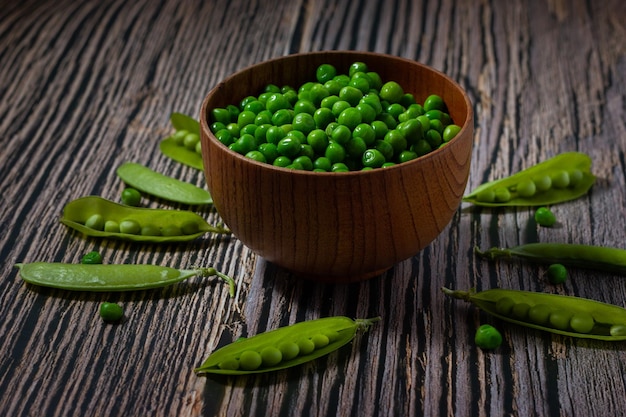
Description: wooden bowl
200,51,473,283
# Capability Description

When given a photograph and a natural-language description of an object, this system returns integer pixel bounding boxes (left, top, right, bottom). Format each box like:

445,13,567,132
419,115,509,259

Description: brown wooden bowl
200,51,473,283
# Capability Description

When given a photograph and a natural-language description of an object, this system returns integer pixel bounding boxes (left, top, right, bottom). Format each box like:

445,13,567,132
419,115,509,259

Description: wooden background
1,0,625,416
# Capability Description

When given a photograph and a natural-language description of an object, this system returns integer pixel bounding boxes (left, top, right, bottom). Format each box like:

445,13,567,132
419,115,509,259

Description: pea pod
116,162,212,205
15,262,235,295
463,152,595,206
195,316,381,375
475,243,626,275
160,113,204,170
60,196,229,242
442,287,626,341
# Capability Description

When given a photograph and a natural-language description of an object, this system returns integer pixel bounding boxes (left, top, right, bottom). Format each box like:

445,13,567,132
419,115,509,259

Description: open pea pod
195,316,381,375
443,287,626,341
60,196,229,243
160,112,204,170
116,162,212,205
463,152,595,207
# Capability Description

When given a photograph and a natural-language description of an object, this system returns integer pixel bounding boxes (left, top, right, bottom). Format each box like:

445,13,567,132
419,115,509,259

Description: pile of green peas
84,212,201,237
209,62,461,172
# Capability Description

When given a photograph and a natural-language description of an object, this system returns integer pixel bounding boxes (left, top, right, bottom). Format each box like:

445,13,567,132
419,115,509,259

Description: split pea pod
463,152,595,206
60,196,230,242
159,113,204,170
442,287,626,341
475,243,626,275
116,162,212,205
15,262,235,295
195,316,381,375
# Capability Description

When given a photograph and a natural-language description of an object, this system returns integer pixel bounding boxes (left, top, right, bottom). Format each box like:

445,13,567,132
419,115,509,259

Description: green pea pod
195,316,381,375
116,162,212,205
60,196,229,242
160,113,204,170
475,243,626,275
442,287,626,341
15,262,235,294
463,152,595,206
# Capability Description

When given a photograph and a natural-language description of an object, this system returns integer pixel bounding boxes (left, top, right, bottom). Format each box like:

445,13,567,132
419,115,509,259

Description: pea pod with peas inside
475,243,626,275
60,196,230,242
15,262,236,295
442,287,626,341
116,162,212,206
463,152,595,206
159,112,204,170
195,316,381,375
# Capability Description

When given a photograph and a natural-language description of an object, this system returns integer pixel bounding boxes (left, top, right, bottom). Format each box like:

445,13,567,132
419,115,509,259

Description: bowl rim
200,50,474,177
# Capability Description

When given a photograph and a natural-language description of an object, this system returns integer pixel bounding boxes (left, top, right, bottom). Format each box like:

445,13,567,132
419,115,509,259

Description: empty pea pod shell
60,196,229,242
195,316,381,375
116,162,212,205
159,113,204,170
15,262,235,294
463,152,595,206
475,243,626,275
442,287,626,341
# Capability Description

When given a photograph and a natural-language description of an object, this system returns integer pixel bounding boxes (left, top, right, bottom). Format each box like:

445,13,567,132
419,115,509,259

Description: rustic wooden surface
1,0,625,416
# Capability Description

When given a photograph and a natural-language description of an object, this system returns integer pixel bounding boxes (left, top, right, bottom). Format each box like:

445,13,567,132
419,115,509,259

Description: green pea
546,263,567,284
104,220,120,233
239,351,262,371
313,156,332,172
352,123,376,146
183,132,200,150
260,346,283,367
494,187,511,202
383,129,407,155
533,175,552,192
362,149,386,168
379,81,404,103
141,224,161,236
99,302,123,323
495,296,516,316
474,324,502,349
181,220,200,235
516,179,536,197
610,325,626,337
551,170,570,188
119,219,141,235
278,341,300,360
568,169,583,186
570,313,595,334
442,124,461,142
325,142,346,164
316,64,337,83
534,206,556,227
311,334,330,349
528,304,552,325
81,251,103,265
121,188,142,206
548,310,572,331
116,162,213,206
61,197,228,243
85,214,105,231
337,107,362,130
423,94,447,112
161,224,182,236
511,303,531,321
412,139,432,157
245,150,267,163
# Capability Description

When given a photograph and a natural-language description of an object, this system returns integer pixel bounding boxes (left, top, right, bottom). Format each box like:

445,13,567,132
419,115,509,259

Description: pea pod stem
475,243,626,274
15,262,236,295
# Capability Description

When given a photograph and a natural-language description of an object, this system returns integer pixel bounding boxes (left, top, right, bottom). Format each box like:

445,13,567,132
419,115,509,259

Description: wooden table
1,1,625,416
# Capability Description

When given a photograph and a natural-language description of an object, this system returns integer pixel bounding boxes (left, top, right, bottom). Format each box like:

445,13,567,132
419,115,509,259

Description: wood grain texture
0,0,625,416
